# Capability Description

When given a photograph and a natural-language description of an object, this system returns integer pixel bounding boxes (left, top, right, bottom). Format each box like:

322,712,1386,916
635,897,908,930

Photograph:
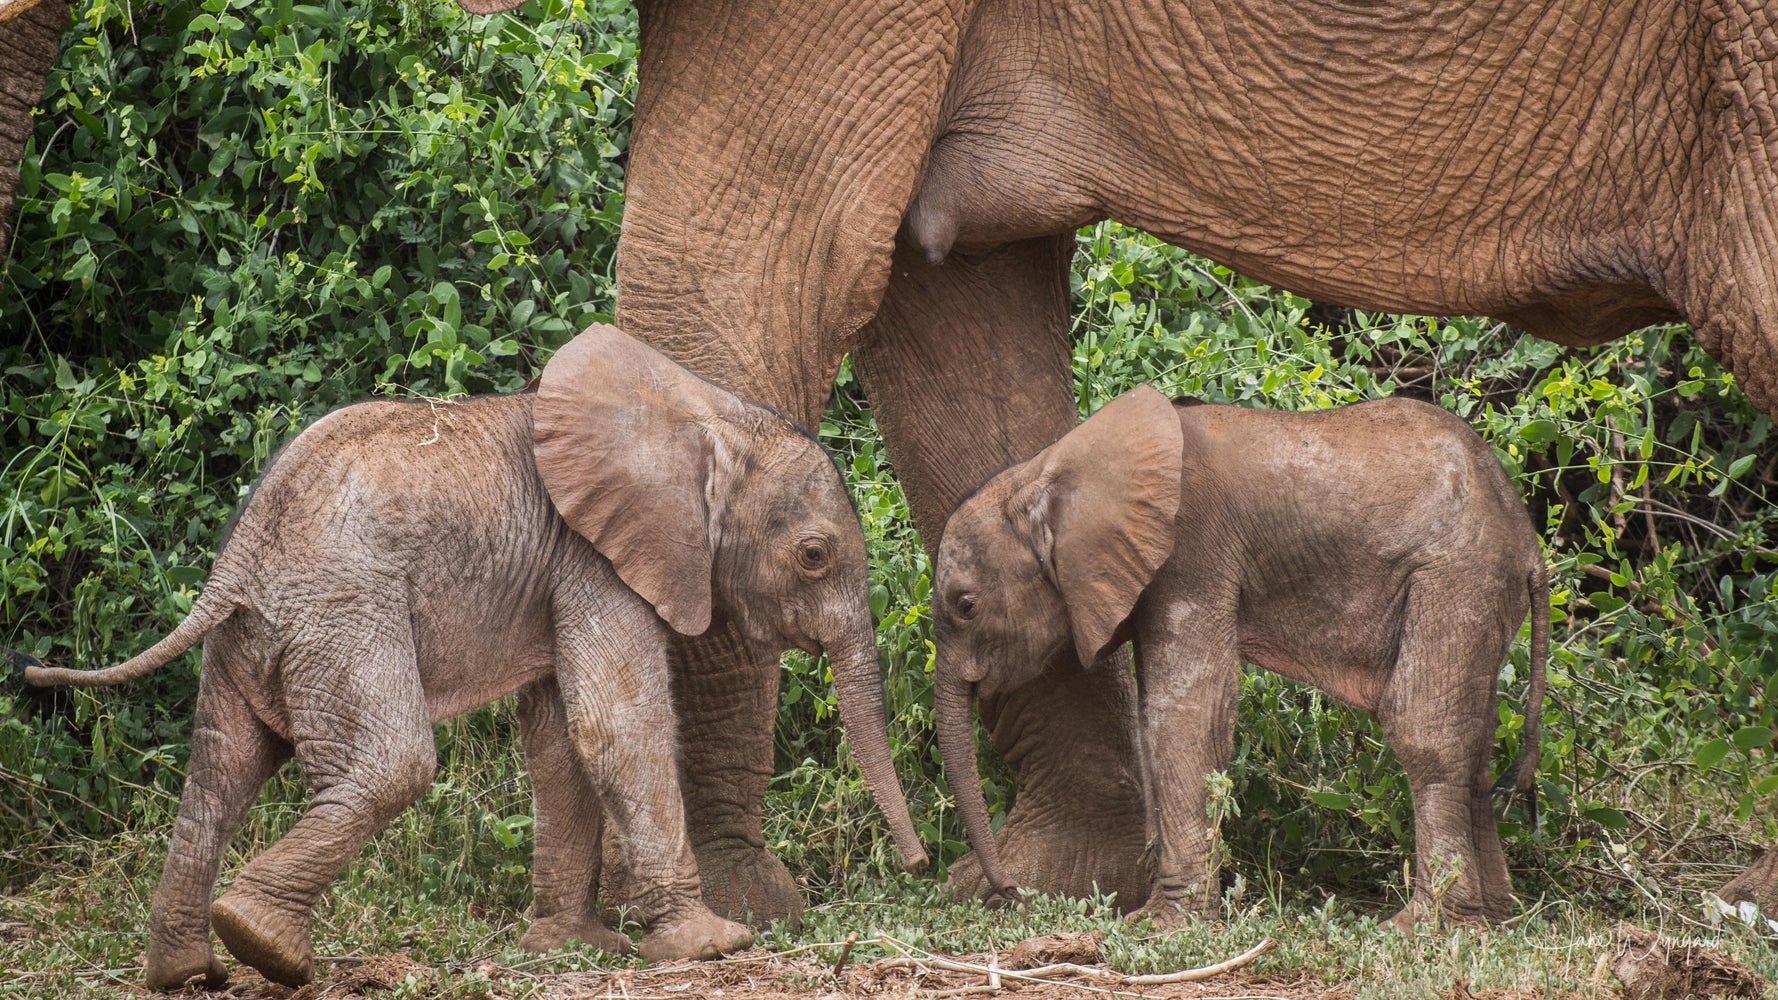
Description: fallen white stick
1023,936,1279,985
873,934,1277,995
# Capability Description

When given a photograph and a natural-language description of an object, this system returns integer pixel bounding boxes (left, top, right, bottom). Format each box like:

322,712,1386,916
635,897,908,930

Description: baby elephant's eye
798,541,829,570
955,594,977,620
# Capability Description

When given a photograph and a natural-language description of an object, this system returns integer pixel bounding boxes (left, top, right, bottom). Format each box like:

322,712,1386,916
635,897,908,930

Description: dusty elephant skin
25,324,925,991
933,387,1550,927
0,0,67,261
476,0,1778,914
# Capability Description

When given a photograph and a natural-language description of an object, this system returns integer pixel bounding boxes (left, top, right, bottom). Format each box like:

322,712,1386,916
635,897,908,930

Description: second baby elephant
933,386,1547,928
26,323,926,989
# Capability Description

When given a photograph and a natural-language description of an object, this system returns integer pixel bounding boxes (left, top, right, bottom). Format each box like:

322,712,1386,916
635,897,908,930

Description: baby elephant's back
216,393,566,647
1194,396,1537,567
1183,397,1538,701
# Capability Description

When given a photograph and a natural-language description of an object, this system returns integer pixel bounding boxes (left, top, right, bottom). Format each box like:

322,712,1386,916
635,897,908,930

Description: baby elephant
933,386,1546,929
28,324,926,989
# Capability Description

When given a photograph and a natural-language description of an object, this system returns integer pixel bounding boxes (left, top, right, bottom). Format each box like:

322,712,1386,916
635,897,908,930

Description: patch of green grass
10,836,1778,999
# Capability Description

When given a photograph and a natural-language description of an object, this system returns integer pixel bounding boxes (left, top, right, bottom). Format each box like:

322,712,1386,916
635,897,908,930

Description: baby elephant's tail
23,593,235,688
1492,564,1549,827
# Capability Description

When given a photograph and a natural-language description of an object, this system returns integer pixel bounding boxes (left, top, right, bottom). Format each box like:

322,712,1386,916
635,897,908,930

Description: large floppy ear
1005,386,1184,668
532,323,745,636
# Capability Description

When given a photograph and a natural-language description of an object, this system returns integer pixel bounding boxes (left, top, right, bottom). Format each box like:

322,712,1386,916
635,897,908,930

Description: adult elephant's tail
1492,564,1549,826
23,592,235,687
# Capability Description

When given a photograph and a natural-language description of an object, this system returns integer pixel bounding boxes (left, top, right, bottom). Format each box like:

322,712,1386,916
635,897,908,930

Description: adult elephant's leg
1716,850,1778,916
854,234,1152,910
668,628,798,922
598,628,799,925
516,679,631,955
0,0,68,260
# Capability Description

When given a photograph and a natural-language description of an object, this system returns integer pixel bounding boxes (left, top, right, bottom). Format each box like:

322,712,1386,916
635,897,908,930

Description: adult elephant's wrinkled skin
0,0,67,261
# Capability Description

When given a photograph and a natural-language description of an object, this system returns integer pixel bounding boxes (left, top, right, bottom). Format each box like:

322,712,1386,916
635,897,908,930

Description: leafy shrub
2,0,632,866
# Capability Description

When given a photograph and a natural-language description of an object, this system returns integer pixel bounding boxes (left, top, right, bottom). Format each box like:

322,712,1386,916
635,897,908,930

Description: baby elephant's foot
210,893,314,987
143,940,228,992
520,913,633,956
638,907,753,962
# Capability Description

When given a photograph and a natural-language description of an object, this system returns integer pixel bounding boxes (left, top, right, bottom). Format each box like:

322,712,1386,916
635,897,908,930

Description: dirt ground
143,940,1610,1000
50,920,1772,1000
156,951,1379,1000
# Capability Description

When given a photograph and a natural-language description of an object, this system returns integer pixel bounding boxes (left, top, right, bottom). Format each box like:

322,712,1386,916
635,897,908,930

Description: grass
4,711,1778,999
8,841,1778,998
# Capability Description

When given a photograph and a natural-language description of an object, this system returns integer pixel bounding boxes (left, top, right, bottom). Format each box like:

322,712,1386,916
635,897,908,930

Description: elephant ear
1006,386,1183,667
533,323,745,636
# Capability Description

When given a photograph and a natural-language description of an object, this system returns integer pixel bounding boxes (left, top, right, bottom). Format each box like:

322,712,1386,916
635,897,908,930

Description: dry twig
872,933,1277,997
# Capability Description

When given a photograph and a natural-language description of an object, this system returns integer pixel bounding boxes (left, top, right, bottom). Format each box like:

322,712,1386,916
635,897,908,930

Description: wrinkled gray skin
934,387,1550,928
0,0,67,261
26,324,925,991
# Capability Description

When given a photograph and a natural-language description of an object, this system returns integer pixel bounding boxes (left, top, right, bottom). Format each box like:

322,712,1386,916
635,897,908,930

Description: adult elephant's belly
906,0,1686,349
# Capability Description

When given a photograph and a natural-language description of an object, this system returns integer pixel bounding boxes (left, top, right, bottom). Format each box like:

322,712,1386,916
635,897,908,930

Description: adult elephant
0,0,69,261
446,0,1778,921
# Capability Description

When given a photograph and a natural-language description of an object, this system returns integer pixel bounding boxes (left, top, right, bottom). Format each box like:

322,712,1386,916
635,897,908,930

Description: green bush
3,0,1774,928
2,0,632,861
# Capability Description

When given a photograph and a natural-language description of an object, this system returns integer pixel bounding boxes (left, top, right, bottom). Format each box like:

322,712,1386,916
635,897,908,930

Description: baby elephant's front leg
1132,626,1241,928
554,598,752,962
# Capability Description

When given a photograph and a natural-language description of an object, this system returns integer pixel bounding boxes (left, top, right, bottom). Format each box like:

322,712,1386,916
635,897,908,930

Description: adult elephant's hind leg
1716,849,1778,916
854,235,1152,911
516,679,630,955
145,645,291,991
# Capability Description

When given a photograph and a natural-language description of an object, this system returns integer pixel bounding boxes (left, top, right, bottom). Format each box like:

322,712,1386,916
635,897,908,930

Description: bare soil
145,943,1600,1000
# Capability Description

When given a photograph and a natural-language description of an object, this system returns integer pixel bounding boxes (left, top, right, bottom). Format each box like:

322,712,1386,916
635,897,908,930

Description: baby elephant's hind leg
211,634,436,987
146,660,291,991
1376,577,1518,929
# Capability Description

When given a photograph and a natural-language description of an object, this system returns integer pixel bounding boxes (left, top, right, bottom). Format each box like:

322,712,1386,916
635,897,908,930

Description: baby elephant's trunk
828,631,929,873
933,671,1019,901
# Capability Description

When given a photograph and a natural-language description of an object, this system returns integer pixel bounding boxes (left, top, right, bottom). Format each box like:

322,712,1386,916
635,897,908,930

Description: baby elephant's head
532,323,925,873
931,385,1182,896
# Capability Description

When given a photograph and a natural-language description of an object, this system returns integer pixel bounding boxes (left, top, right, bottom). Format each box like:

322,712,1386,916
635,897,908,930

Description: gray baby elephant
28,324,926,989
932,386,1547,929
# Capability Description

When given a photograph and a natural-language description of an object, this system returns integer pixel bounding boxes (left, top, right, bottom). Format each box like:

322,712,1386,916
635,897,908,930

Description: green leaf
1583,806,1629,830
1731,726,1774,750
1518,419,1558,446
1307,791,1353,810
1695,739,1732,771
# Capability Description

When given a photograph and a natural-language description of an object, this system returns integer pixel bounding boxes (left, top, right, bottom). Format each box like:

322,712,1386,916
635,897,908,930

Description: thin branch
871,934,1276,997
